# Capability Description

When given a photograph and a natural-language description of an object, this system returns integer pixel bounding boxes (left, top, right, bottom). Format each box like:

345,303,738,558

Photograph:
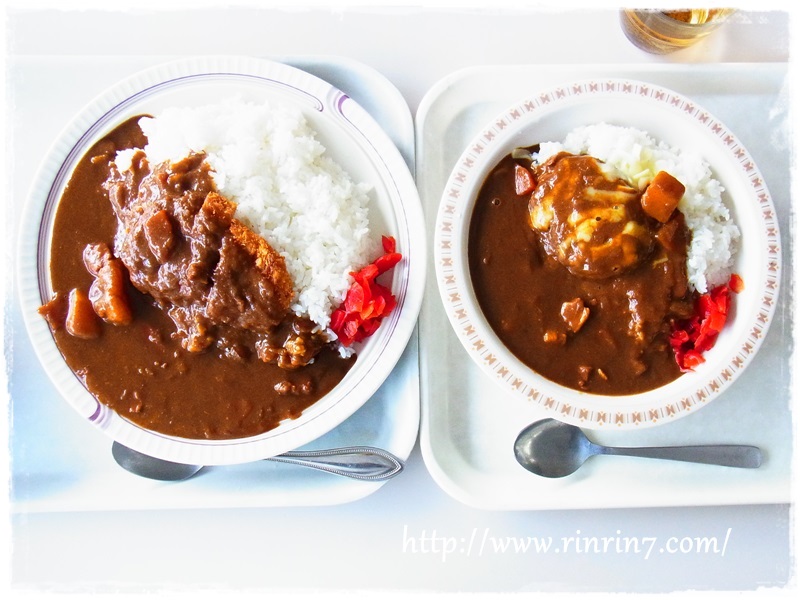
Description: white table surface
3,2,796,597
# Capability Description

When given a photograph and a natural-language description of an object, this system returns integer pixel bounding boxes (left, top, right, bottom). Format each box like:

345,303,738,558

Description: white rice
534,123,739,293
115,97,377,333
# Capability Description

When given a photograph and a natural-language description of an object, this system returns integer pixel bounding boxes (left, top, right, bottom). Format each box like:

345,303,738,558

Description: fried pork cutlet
104,152,295,355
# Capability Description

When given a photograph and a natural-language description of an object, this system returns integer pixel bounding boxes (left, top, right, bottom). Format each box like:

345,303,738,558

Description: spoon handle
264,446,404,481
599,444,762,468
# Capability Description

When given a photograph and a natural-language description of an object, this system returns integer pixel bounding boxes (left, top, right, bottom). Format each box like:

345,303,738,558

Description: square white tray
9,55,420,512
416,63,792,510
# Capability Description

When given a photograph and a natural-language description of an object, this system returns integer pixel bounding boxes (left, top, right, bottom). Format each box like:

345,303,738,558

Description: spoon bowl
514,418,762,478
513,418,593,478
112,442,202,481
112,442,404,482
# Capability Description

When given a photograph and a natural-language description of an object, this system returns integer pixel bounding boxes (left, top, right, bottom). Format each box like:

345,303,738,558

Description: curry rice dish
469,124,740,396
39,100,397,440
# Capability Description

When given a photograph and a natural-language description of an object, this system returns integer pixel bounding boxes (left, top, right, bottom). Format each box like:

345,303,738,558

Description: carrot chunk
514,164,536,196
65,288,101,339
38,293,69,331
83,243,133,325
641,171,685,223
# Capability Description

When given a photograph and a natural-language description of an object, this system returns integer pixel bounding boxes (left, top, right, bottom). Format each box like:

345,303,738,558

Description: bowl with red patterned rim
19,56,426,464
434,78,780,430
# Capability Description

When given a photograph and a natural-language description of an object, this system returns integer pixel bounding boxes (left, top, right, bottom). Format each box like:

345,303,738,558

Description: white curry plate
18,55,426,465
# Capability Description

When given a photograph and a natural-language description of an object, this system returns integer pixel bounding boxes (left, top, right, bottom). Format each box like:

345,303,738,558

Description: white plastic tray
416,63,792,510
9,55,420,512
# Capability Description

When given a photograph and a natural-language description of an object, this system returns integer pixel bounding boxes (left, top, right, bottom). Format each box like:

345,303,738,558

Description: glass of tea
620,8,737,54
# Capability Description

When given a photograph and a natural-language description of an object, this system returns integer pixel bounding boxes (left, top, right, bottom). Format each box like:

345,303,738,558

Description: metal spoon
513,418,762,478
112,441,404,482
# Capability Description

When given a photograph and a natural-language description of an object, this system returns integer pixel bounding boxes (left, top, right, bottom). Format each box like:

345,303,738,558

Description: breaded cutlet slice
204,191,295,316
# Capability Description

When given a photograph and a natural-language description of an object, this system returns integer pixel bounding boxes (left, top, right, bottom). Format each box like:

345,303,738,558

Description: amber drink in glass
620,9,736,54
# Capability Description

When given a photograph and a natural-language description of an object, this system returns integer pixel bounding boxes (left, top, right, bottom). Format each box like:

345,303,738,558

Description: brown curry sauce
469,151,695,395
41,117,355,440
